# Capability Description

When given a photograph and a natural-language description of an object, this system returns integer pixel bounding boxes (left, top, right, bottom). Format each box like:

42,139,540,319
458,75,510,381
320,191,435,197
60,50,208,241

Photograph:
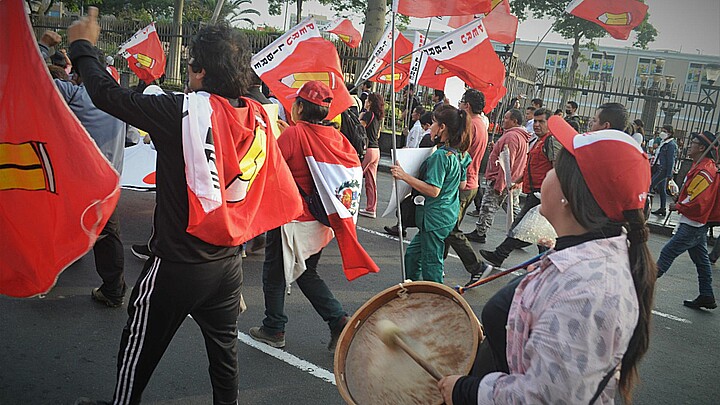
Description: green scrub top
416,146,468,231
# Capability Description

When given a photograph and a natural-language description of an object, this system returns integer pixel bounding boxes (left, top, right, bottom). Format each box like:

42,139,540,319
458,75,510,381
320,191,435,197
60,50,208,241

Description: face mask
565,109,572,115
659,131,669,140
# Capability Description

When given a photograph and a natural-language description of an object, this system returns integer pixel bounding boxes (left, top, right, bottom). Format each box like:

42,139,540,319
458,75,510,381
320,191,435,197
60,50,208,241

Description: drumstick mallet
454,253,544,295
377,319,443,381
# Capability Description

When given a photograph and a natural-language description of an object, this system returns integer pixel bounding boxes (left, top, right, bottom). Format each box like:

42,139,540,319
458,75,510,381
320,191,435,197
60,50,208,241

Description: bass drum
334,281,483,405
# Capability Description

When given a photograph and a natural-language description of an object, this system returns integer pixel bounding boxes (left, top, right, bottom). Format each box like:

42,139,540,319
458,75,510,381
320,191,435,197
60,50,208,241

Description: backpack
340,106,368,160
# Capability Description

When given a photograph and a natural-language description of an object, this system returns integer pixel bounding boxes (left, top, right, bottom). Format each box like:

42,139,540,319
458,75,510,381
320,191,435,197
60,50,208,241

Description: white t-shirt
406,120,424,148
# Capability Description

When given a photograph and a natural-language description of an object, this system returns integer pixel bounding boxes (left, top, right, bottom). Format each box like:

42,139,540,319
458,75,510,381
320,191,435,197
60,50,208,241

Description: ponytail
619,209,657,404
433,105,472,153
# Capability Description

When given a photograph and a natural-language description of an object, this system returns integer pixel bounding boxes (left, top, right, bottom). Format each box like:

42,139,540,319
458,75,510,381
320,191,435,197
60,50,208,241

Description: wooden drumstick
377,319,443,381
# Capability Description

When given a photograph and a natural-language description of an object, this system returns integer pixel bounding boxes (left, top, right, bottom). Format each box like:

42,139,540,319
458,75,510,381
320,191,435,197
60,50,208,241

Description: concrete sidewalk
377,153,676,236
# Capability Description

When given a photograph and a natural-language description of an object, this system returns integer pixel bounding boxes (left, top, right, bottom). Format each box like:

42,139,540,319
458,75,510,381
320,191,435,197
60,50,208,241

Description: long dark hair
633,119,645,137
433,105,472,153
366,92,385,120
555,148,656,404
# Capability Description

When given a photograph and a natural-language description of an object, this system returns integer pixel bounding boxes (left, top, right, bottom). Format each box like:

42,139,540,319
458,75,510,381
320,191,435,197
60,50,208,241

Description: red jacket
485,126,530,192
677,157,720,225
522,132,556,194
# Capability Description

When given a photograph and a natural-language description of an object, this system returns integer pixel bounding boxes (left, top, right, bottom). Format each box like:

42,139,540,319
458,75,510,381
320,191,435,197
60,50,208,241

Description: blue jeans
657,223,714,297
650,170,668,209
261,227,347,334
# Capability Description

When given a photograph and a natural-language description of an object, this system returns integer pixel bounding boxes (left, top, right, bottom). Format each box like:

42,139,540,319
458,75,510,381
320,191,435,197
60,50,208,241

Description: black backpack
340,106,368,160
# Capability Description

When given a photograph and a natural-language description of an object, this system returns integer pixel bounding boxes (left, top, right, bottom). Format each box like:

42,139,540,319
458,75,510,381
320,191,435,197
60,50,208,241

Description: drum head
334,281,482,405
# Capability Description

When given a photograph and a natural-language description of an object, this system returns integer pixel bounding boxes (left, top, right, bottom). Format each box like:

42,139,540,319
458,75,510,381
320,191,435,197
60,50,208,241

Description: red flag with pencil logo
1,0,120,297
356,26,414,92
326,18,362,48
118,23,167,83
252,17,353,120
565,0,649,40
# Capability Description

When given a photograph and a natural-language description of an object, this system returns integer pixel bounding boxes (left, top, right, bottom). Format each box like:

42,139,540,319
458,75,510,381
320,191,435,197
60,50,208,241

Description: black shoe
464,230,486,243
384,225,407,238
466,209,480,217
131,244,151,260
328,316,349,352
464,272,483,287
91,285,126,308
479,249,503,267
652,208,667,216
683,295,717,309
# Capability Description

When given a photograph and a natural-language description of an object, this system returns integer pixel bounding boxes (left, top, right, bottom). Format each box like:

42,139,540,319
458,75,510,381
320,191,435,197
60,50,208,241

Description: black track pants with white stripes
112,255,243,405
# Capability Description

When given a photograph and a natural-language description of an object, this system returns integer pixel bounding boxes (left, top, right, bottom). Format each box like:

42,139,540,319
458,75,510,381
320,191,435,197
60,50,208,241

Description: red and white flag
252,18,353,120
182,94,304,246
325,18,362,48
1,0,120,297
447,0,518,44
118,23,166,83
420,18,507,112
409,31,455,90
565,0,649,40
357,26,414,92
392,0,491,18
294,124,380,281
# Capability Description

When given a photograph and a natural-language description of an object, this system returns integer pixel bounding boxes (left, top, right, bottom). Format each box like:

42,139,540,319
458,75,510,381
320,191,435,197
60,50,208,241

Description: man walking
68,9,300,404
445,89,489,284
465,109,529,244
657,131,718,310
479,108,561,266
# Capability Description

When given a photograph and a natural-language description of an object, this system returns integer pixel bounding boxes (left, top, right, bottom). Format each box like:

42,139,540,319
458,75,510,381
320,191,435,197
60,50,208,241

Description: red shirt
464,115,489,190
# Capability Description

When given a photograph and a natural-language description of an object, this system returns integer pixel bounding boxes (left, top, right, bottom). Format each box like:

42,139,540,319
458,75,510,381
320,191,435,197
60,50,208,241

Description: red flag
392,0,491,17
484,0,518,44
294,124,379,280
448,15,477,29
357,27,414,92
0,0,120,298
326,18,362,48
252,18,353,120
184,95,304,246
565,0,649,40
118,23,166,83
447,0,517,44
421,18,507,112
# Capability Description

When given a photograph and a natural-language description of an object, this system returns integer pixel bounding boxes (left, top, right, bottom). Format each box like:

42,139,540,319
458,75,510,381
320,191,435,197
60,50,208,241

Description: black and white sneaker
131,244,151,260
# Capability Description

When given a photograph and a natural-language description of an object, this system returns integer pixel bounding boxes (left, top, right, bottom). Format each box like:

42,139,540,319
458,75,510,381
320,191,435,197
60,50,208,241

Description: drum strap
589,362,619,404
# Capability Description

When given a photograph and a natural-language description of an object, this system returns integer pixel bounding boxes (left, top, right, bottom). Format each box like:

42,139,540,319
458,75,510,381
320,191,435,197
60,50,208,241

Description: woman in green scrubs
390,105,472,283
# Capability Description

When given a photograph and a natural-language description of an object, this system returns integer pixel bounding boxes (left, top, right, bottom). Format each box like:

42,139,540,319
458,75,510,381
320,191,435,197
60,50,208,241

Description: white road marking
238,332,336,385
651,310,692,324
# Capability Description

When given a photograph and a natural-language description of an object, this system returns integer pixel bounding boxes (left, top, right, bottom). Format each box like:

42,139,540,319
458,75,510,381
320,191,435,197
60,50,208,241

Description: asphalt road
1,171,719,404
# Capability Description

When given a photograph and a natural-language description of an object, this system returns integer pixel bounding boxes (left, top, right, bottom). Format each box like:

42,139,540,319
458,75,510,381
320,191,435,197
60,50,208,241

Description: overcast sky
247,0,720,57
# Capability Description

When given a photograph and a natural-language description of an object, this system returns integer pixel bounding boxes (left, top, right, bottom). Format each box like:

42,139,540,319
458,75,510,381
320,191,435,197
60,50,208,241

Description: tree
202,0,260,26
512,0,657,89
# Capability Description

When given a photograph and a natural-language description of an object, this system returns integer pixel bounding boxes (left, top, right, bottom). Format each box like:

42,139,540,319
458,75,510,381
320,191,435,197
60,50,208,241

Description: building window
685,63,708,93
588,53,615,81
635,57,653,85
545,49,569,75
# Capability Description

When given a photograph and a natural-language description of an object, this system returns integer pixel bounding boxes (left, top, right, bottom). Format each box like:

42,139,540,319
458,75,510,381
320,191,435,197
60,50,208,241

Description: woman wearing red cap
438,118,656,404
249,80,356,351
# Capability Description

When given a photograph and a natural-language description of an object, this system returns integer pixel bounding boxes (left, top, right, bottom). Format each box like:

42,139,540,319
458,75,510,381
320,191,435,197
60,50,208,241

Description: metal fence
533,71,720,158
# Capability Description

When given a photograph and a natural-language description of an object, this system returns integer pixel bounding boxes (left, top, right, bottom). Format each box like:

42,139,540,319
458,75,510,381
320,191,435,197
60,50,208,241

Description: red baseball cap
548,116,651,222
286,80,333,107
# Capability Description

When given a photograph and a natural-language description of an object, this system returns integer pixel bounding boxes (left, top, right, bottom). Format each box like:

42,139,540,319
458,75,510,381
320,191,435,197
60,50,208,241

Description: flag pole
390,10,407,281
210,0,226,24
524,21,555,63
403,18,433,132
